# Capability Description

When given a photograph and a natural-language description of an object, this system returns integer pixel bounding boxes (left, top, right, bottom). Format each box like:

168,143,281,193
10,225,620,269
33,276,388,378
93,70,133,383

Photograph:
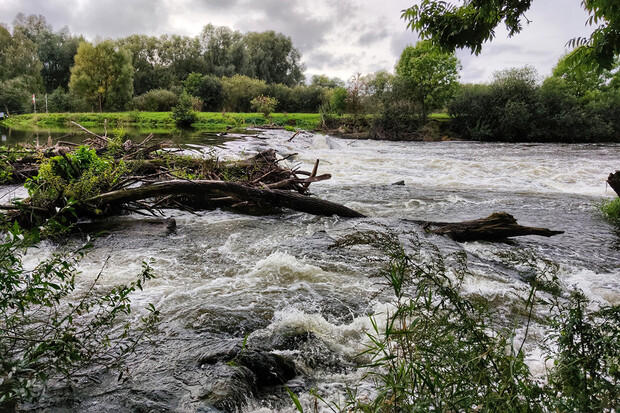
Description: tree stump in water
412,212,564,242
608,171,620,198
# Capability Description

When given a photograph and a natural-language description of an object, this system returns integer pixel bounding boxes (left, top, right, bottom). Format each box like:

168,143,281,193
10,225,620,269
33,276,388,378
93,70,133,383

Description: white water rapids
12,130,620,412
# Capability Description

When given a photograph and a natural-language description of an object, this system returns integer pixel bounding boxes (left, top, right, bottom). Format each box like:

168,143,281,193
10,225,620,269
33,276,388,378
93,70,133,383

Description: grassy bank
0,112,323,132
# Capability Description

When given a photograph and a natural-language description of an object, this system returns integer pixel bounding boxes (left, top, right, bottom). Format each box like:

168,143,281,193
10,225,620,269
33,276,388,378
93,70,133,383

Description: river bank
0,112,323,133
0,112,459,141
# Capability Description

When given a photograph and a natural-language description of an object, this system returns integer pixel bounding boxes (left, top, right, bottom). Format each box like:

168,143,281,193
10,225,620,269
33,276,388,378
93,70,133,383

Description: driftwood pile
0,126,363,228
0,124,568,242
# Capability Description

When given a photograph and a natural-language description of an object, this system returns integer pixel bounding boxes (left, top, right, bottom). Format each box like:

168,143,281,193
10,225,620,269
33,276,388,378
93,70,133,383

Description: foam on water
12,130,620,411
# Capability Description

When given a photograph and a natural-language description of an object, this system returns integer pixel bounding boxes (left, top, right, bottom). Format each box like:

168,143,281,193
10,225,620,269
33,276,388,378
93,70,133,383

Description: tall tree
402,0,620,70
0,25,42,81
0,23,43,113
159,34,206,83
311,74,345,89
12,13,82,92
550,53,619,97
199,24,247,77
396,41,461,116
243,31,305,86
69,41,133,112
183,72,223,111
117,34,173,95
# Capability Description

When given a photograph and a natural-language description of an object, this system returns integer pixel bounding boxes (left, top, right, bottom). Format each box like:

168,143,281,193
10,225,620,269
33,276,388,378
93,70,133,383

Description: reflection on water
0,124,241,148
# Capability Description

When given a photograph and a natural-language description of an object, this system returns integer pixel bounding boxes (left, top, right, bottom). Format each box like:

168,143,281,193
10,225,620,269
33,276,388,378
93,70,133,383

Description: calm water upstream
7,128,619,412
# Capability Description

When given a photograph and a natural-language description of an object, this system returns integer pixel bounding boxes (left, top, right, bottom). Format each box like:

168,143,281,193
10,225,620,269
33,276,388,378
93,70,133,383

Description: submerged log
608,171,620,198
88,179,365,218
412,212,563,242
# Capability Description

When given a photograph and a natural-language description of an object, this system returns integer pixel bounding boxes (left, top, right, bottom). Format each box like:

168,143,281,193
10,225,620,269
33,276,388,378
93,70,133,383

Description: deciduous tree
396,41,461,117
243,31,305,86
69,41,133,112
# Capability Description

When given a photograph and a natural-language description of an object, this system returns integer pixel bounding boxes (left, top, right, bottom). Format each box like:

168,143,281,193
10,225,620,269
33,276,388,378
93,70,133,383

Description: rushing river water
7,128,620,412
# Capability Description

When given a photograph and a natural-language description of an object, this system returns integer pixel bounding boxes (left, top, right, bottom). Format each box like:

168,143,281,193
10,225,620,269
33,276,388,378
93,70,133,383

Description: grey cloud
305,50,359,71
68,0,169,39
357,26,390,46
230,0,334,52
192,0,243,10
1,0,170,38
390,29,416,55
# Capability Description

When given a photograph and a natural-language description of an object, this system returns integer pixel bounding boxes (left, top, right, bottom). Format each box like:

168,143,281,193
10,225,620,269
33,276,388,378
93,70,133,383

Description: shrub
131,89,179,112
46,88,89,113
329,87,347,116
0,77,35,115
265,83,294,112
25,146,126,209
545,291,620,412
305,239,619,412
351,244,538,412
599,197,620,225
287,85,324,113
0,222,159,410
171,91,197,127
221,75,267,112
448,66,620,142
250,95,278,118
183,73,223,111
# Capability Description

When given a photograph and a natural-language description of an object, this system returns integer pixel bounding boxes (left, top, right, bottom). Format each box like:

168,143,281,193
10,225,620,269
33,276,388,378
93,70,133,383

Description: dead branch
411,212,563,242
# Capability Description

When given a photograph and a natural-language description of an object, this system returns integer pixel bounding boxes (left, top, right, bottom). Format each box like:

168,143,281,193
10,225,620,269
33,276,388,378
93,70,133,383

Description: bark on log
608,171,620,198
411,212,563,242
88,179,365,218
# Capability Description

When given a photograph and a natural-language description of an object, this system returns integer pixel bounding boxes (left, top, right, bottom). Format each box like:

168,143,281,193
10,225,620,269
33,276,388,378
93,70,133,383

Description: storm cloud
0,0,593,83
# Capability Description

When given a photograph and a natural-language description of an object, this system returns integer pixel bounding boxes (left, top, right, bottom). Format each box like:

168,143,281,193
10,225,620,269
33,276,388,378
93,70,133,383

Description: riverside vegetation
290,239,619,413
0,218,160,412
1,13,619,142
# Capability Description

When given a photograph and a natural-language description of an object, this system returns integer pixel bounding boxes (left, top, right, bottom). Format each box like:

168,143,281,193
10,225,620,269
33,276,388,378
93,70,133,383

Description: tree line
0,13,312,114
1,12,619,142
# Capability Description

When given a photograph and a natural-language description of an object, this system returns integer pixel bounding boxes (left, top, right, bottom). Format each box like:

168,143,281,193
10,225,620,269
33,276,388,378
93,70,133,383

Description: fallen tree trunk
608,171,620,198
88,180,365,218
411,212,563,242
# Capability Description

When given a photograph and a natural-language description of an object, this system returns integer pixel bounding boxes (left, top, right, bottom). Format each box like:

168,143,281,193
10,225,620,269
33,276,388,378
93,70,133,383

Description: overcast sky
1,0,594,84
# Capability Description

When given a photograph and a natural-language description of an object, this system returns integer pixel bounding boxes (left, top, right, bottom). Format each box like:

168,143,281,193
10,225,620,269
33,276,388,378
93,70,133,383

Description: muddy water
12,129,619,412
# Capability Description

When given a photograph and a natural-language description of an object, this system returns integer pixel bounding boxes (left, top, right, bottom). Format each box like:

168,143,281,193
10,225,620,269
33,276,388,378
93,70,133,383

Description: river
7,128,620,412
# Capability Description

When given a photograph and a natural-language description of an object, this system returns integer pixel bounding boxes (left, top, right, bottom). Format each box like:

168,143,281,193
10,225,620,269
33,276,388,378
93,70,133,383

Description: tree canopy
396,41,461,115
402,0,620,70
69,41,133,112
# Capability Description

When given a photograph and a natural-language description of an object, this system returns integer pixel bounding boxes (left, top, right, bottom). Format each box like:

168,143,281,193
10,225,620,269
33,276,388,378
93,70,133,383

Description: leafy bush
221,75,267,112
329,87,347,116
545,291,620,412
449,66,620,142
599,197,620,225
0,77,36,115
0,222,159,410
351,244,537,412
303,239,619,412
25,146,126,209
250,95,278,118
171,91,197,127
183,73,223,111
131,89,179,112
45,88,90,113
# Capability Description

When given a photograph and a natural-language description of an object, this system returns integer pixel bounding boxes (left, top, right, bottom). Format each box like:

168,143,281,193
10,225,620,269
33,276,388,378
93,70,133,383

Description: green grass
599,197,620,225
428,112,452,121
1,112,323,132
